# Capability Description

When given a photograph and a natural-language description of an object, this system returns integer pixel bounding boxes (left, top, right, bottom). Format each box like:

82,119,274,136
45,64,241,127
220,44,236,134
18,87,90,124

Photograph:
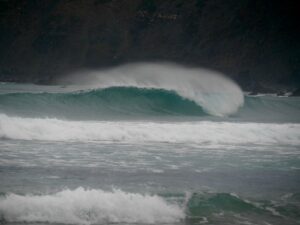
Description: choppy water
0,64,300,225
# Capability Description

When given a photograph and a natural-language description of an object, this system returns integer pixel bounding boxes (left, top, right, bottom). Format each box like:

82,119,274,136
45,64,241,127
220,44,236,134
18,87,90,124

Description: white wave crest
59,63,244,116
0,114,299,145
0,187,184,224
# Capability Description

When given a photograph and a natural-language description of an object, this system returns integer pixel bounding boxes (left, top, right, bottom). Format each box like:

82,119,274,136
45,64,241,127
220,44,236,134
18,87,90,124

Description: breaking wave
0,187,184,224
59,63,244,116
0,63,244,118
1,188,299,225
0,114,299,145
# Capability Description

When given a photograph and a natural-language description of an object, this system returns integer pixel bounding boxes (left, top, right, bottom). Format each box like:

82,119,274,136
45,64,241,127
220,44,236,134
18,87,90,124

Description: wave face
0,188,184,224
0,87,207,119
1,114,299,145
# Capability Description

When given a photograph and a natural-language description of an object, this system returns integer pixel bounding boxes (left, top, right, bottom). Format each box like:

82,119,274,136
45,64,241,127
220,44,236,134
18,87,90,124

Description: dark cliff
0,0,299,92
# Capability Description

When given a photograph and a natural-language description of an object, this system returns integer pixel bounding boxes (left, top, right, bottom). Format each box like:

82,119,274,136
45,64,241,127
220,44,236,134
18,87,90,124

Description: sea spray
0,187,184,224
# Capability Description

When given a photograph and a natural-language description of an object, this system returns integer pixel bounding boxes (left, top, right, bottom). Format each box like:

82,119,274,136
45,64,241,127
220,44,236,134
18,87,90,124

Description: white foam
59,63,244,116
0,187,184,224
0,114,299,145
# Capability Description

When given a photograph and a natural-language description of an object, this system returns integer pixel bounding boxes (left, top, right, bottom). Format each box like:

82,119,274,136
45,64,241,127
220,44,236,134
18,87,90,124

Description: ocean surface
0,64,300,225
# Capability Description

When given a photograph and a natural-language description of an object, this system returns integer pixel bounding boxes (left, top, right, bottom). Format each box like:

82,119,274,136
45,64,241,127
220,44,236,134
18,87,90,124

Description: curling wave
0,63,244,118
58,63,244,117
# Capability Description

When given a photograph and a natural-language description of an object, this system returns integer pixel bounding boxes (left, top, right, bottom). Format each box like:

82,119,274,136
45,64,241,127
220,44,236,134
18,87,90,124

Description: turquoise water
0,85,299,122
0,82,300,225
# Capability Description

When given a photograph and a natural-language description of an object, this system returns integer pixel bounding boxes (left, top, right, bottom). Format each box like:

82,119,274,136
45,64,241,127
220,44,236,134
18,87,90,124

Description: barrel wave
58,63,244,117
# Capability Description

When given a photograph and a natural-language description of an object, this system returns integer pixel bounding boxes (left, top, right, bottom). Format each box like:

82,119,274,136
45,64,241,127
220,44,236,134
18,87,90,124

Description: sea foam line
0,114,299,145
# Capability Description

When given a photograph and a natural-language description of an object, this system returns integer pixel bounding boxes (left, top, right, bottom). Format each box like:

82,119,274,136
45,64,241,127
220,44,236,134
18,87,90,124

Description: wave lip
1,114,299,145
0,187,184,224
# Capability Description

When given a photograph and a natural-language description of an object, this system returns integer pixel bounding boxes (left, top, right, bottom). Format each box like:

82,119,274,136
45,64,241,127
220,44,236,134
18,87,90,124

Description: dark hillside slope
0,0,299,92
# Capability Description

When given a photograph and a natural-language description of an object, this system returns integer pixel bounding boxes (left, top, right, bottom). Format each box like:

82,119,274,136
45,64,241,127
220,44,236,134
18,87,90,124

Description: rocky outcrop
0,0,299,91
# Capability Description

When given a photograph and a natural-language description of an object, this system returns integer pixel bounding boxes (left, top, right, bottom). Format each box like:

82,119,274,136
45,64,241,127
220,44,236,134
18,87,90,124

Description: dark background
0,0,299,92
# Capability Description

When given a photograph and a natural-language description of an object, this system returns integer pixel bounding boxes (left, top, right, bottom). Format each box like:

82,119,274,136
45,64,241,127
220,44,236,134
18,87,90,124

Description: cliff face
0,0,299,91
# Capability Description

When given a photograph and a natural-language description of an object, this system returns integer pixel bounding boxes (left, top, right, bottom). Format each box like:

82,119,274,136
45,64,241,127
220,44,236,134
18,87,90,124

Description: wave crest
0,187,184,224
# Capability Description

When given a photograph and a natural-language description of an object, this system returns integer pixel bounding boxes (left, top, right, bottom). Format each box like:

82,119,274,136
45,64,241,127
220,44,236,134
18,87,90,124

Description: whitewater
0,63,299,225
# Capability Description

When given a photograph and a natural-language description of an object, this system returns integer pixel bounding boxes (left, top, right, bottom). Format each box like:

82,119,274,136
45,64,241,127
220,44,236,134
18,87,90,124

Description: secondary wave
1,114,299,145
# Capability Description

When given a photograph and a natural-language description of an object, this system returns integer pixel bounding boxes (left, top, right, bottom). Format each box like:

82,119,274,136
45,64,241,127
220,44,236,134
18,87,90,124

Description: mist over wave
59,63,244,116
